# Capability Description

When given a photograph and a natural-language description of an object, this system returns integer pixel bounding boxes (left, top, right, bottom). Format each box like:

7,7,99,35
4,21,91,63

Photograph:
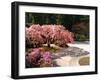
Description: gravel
52,47,89,59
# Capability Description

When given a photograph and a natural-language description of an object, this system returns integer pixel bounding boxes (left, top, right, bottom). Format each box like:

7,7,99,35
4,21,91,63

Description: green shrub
75,34,87,41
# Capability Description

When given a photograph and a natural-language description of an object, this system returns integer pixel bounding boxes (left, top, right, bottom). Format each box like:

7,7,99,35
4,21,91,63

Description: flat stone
53,47,89,58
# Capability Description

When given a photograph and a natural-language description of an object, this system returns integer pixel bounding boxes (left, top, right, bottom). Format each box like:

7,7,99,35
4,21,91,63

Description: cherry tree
26,24,74,48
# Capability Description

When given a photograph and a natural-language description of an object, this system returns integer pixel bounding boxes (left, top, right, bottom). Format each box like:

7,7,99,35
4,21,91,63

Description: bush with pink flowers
26,48,53,68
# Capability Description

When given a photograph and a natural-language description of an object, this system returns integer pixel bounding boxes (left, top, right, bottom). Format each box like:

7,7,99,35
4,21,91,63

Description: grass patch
26,46,59,54
41,46,59,53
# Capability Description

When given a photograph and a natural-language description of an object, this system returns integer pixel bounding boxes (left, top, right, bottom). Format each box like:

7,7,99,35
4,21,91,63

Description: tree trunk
56,15,62,25
47,43,50,48
47,40,50,47
46,15,49,24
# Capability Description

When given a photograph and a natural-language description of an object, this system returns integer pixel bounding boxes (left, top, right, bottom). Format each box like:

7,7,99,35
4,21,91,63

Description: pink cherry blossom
26,24,74,47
